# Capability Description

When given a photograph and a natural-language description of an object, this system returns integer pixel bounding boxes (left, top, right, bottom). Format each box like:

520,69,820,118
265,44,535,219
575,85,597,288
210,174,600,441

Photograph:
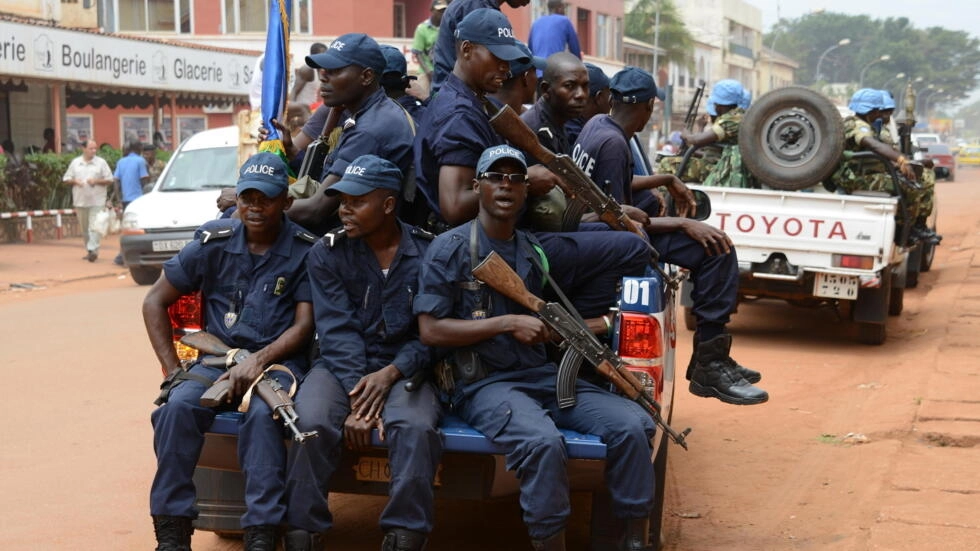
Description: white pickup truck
683,185,909,344
673,86,935,345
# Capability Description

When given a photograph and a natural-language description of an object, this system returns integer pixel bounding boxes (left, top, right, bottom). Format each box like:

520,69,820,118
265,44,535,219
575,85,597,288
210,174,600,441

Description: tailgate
692,186,898,273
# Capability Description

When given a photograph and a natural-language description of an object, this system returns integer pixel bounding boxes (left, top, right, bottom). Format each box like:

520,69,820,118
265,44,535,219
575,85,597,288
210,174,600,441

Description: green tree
625,0,694,70
764,12,979,104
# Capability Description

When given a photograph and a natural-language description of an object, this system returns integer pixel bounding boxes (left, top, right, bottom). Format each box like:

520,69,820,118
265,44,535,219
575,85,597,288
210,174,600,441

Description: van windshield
159,146,239,192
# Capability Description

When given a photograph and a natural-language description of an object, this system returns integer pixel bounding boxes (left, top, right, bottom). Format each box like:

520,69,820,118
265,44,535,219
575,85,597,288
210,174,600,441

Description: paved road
1,171,978,550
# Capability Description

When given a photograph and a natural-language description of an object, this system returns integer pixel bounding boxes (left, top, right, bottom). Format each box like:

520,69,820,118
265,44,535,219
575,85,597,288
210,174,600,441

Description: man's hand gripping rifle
472,251,691,449
486,103,682,287
180,331,318,443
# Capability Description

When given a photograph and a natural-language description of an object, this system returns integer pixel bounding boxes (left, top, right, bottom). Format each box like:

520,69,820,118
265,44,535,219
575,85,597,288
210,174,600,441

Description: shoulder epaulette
199,227,234,244
410,226,436,241
321,226,347,248
294,230,318,244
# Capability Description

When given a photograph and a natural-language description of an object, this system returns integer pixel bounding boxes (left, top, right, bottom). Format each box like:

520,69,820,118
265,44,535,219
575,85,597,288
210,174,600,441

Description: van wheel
920,240,936,272
130,266,161,285
740,86,844,191
888,285,904,316
683,306,696,332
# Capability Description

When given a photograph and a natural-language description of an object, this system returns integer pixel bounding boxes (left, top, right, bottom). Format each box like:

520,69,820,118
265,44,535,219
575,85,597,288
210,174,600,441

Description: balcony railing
729,43,754,59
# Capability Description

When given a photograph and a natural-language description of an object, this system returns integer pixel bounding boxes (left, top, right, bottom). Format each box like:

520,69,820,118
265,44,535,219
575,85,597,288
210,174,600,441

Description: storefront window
117,0,192,33
223,0,311,34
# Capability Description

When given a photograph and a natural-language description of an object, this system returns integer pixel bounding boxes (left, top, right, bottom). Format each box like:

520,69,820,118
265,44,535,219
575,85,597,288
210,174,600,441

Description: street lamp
814,38,851,82
881,72,906,90
858,54,891,88
921,88,945,117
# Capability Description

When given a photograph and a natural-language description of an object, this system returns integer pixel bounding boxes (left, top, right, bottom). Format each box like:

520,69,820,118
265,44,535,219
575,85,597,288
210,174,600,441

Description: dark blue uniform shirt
164,218,315,375
564,117,585,146
521,97,572,159
414,73,504,221
307,222,434,394
414,221,552,400
430,0,500,96
322,87,415,181
396,94,425,123
572,114,633,204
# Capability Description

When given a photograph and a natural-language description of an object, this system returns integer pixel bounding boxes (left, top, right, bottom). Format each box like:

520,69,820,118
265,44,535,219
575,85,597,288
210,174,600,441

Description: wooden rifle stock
180,331,231,356
473,251,690,449
485,103,645,240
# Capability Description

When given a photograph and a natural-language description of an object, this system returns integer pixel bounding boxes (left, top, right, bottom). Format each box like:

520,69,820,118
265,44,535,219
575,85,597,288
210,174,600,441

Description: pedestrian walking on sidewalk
63,140,113,262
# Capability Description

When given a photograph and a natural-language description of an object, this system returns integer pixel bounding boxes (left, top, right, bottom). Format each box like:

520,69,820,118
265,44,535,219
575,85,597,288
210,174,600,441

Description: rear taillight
168,292,202,364
617,312,662,359
832,254,874,269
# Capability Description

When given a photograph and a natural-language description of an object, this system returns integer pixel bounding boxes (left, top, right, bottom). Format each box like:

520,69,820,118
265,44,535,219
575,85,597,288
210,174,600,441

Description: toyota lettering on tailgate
715,213,848,240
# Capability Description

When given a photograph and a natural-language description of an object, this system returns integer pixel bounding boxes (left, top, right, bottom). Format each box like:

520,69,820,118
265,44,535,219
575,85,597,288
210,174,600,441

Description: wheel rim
760,108,822,169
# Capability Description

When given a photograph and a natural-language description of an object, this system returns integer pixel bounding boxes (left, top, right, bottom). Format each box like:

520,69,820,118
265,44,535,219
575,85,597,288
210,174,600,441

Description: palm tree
625,0,695,71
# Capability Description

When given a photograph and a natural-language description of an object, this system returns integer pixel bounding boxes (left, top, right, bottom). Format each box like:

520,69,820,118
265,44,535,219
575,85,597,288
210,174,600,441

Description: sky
752,0,980,38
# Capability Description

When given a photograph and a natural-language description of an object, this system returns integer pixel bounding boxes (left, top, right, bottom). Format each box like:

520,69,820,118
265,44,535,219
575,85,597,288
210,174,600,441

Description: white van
119,126,240,285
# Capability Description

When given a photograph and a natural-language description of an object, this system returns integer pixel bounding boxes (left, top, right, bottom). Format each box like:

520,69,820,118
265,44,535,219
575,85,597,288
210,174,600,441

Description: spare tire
740,86,844,191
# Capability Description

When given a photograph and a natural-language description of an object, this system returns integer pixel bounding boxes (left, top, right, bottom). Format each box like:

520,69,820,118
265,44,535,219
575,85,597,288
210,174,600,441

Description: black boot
382,528,428,551
910,220,942,245
530,530,566,551
244,525,278,551
686,336,761,384
284,528,326,551
152,515,193,551
689,334,768,405
620,518,652,551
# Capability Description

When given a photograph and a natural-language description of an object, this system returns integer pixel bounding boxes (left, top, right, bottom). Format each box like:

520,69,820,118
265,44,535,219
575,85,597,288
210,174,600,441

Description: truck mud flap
853,271,891,323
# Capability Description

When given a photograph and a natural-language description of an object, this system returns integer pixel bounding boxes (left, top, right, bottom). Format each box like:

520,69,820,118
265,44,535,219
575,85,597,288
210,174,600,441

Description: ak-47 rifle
684,81,705,131
180,331,318,443
472,251,691,449
486,102,645,239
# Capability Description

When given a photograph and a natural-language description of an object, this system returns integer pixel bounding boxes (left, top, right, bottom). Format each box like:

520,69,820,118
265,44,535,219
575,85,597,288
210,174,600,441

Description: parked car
911,132,942,148
958,145,980,167
119,126,240,284
919,143,956,181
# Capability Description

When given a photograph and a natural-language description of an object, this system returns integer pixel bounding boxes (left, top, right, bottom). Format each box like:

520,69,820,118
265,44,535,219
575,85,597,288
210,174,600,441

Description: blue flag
259,0,291,162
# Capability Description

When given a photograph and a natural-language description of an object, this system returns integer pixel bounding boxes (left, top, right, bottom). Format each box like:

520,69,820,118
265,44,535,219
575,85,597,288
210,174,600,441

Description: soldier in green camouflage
830,89,939,244
678,79,755,188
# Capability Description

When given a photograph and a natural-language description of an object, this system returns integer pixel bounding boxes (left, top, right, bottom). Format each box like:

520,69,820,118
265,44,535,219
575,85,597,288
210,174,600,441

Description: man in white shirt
62,140,113,262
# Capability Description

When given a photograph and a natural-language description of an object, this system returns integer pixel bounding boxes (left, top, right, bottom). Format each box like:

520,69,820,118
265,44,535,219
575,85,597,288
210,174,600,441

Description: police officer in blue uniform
572,67,768,406
429,0,531,96
380,44,425,122
416,9,649,320
271,33,415,235
283,156,442,551
565,62,611,145
415,145,657,551
143,153,317,551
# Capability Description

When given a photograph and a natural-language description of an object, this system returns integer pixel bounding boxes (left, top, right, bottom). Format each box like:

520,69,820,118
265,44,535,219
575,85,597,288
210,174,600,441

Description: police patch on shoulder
410,226,435,241
857,126,871,134
321,226,347,248
294,230,318,244
200,227,234,244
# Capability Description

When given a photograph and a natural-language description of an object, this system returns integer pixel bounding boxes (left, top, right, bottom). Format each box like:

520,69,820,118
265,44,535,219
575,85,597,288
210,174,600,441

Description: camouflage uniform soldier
678,80,755,188
830,89,939,244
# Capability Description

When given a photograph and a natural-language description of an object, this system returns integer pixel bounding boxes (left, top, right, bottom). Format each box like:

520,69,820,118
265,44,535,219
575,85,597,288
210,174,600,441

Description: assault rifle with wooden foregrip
472,251,691,449
485,102,646,240
179,331,317,443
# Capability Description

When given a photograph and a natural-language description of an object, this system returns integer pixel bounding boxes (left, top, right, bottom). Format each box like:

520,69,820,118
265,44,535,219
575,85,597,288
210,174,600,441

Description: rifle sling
238,364,297,416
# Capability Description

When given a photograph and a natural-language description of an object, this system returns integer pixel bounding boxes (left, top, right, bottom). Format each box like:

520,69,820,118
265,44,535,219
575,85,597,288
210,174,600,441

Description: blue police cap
455,8,529,64
849,88,883,115
476,145,528,175
708,79,744,107
306,33,386,75
609,66,664,103
879,89,896,110
326,155,404,197
237,152,289,197
510,41,547,77
584,63,610,97
380,44,417,88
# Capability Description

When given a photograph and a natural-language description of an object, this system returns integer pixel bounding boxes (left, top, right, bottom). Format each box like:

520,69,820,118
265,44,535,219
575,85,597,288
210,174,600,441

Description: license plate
354,456,442,486
152,239,191,252
814,273,859,299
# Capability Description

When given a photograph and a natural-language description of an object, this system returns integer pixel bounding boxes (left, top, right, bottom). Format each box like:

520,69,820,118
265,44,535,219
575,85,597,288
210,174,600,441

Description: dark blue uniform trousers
285,367,444,534
455,368,655,540
647,229,739,332
536,223,650,318
150,364,292,527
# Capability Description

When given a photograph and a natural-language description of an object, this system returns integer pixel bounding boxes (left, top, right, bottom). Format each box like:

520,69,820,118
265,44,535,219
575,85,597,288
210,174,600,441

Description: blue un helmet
848,88,884,115
878,89,896,111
